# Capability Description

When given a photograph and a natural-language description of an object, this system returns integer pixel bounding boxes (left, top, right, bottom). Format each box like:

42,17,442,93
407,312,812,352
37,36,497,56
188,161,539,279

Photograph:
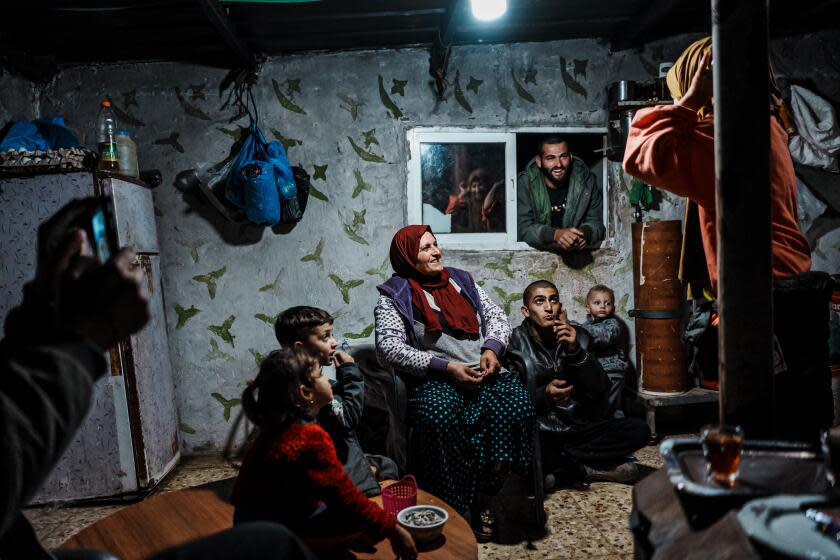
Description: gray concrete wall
5,30,834,452
0,73,38,122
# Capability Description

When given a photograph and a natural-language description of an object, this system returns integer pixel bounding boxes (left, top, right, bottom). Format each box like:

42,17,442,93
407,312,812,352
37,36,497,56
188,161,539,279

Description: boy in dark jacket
505,281,650,488
276,306,398,497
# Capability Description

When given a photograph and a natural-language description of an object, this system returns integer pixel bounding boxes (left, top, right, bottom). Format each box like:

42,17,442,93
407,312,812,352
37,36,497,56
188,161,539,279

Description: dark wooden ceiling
3,0,839,79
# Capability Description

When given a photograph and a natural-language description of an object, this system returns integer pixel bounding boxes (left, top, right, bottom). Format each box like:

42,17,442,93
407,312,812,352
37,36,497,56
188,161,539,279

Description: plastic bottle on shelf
96,100,120,172
115,130,139,178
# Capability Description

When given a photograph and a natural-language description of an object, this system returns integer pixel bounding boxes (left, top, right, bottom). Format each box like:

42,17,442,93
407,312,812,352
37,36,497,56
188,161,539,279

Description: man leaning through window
517,137,605,252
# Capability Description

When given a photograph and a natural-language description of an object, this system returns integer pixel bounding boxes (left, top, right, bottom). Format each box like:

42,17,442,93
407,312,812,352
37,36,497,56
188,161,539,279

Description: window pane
420,142,506,234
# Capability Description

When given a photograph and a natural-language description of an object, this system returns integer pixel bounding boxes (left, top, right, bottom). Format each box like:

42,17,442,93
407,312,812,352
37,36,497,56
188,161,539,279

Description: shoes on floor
473,508,495,543
543,473,556,491
584,461,639,484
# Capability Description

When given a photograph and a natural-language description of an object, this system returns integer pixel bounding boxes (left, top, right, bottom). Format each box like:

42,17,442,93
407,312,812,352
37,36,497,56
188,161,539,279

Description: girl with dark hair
230,347,417,559
375,225,534,541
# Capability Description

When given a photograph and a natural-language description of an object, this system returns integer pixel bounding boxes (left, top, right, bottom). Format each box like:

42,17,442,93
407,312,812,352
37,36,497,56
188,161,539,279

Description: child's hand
388,525,418,559
332,351,355,366
546,379,574,406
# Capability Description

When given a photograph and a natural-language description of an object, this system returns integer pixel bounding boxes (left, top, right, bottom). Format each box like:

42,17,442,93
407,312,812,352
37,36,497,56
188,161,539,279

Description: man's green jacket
517,156,605,249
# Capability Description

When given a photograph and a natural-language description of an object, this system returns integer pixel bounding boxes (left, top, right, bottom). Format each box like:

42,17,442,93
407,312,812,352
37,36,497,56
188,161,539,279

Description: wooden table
61,479,235,559
355,481,477,560
62,478,476,560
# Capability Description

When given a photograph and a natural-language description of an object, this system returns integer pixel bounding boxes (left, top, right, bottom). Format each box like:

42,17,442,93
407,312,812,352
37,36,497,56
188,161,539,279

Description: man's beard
541,165,569,187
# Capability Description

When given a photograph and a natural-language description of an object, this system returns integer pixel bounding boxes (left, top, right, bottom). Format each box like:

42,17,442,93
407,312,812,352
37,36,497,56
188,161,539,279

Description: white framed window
406,127,608,251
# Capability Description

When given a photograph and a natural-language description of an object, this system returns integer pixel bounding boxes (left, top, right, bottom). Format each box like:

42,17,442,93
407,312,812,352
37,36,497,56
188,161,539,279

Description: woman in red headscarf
374,225,534,541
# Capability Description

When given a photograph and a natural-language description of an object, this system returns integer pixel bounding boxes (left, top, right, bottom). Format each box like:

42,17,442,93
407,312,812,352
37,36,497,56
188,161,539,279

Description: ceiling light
470,0,507,21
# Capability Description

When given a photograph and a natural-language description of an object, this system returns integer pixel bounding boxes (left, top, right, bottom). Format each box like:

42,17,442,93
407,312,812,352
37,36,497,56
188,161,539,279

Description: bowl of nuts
397,505,448,544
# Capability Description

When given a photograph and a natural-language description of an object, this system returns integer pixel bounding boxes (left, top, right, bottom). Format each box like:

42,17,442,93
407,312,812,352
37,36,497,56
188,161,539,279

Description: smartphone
83,198,118,263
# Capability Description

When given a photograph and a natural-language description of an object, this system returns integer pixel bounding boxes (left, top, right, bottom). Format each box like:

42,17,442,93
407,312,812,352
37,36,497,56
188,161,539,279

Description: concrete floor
24,442,666,559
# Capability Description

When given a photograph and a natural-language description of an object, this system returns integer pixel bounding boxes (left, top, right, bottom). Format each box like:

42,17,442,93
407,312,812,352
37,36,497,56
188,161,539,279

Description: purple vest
376,267,487,347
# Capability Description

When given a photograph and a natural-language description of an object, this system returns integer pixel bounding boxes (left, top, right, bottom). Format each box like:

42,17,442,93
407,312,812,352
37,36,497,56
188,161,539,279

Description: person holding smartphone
0,199,317,560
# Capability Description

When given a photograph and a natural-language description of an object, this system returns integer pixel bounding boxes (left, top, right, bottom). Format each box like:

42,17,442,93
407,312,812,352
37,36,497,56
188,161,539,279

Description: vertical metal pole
712,0,775,438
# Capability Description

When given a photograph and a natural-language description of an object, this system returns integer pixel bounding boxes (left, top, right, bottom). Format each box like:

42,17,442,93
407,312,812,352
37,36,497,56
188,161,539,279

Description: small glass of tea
701,424,744,487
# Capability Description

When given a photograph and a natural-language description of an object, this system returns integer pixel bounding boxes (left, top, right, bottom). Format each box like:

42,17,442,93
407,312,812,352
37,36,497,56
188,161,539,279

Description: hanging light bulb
470,0,507,21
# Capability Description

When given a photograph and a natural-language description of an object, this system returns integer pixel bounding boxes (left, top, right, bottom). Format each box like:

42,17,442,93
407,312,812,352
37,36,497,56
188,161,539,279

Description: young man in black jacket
505,280,650,488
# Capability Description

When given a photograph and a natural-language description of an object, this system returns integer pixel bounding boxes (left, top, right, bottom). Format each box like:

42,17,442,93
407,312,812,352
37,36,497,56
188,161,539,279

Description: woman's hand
388,525,418,559
546,379,574,407
479,349,501,378
677,50,713,113
447,362,482,390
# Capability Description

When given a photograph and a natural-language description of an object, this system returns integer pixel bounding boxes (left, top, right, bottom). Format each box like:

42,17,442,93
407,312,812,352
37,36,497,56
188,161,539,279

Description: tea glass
701,424,744,487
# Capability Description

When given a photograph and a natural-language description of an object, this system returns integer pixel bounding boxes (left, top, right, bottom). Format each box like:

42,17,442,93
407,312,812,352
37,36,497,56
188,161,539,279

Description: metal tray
661,437,829,499
660,438,832,530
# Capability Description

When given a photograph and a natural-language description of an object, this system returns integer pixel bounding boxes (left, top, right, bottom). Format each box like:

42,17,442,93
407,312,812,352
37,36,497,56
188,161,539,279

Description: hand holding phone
77,197,118,264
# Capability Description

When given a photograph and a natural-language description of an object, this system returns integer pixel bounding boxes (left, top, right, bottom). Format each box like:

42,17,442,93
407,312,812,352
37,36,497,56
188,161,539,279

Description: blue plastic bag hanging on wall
225,123,297,226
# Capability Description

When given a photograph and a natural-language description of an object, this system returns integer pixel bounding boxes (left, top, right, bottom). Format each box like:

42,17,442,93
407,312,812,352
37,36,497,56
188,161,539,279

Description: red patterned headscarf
389,225,480,338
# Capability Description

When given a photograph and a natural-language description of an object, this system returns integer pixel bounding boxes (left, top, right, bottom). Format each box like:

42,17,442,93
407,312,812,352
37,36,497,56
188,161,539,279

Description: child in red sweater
230,347,417,559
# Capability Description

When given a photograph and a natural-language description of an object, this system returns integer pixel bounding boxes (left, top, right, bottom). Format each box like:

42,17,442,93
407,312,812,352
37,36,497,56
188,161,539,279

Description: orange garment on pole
622,104,811,293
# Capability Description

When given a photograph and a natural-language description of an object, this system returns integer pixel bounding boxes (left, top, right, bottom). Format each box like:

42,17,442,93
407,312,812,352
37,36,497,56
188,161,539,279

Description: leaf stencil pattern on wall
153,132,184,153
378,75,404,118
254,312,279,328
454,71,473,114
313,164,328,181
466,76,483,94
511,69,536,103
271,129,303,153
272,78,306,114
573,59,588,79
365,256,390,280
493,286,522,316
329,274,364,305
301,238,325,269
390,79,408,96
192,266,226,299
616,293,630,319
208,315,236,347
345,323,374,340
340,209,369,245
112,104,145,127
217,127,244,142
259,271,283,296
529,262,558,282
248,348,265,367
179,422,196,434
123,90,139,109
207,338,234,362
560,57,588,98
580,261,598,285
485,252,515,279
348,135,386,163
337,93,365,121
352,169,373,198
175,238,206,263
362,129,380,149
187,83,207,100
174,304,201,329
524,68,538,85
211,392,241,422
175,87,211,120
